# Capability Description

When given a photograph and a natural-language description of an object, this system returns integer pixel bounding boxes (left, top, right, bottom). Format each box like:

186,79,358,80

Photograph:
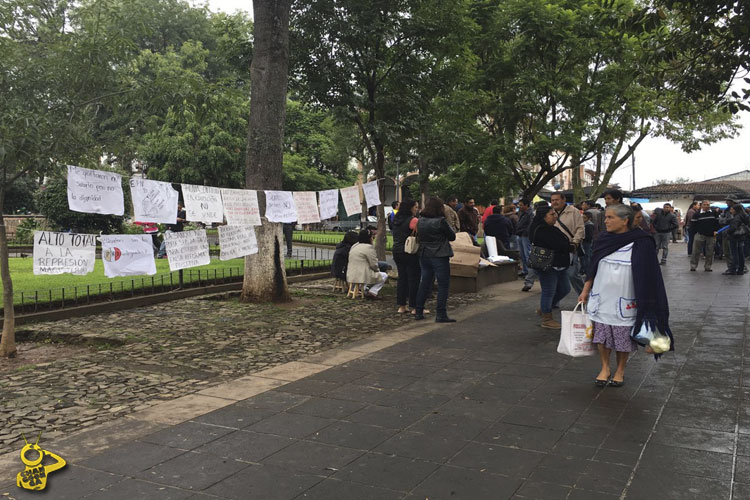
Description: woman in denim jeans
414,197,457,322
529,205,572,329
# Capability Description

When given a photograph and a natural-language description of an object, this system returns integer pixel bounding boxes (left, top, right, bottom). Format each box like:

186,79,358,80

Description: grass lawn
293,231,394,249
4,256,331,308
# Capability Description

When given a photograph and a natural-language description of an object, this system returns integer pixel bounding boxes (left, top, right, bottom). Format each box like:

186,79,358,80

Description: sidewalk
3,252,749,499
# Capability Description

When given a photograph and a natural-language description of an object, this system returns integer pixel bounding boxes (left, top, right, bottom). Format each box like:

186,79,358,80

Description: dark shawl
587,229,673,359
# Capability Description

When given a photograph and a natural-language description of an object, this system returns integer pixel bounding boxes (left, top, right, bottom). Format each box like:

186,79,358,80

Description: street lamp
395,156,401,202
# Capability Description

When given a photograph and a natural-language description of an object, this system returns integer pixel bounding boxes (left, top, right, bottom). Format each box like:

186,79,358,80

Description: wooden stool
347,283,365,299
332,279,347,293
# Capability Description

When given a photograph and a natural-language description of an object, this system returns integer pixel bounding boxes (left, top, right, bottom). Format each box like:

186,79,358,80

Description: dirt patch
0,342,89,374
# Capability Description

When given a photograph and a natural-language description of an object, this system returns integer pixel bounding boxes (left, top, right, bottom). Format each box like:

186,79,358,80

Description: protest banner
219,225,258,260
221,188,261,226
130,179,179,224
99,234,157,277
264,191,298,223
67,165,124,215
340,185,362,216
164,229,211,271
292,191,321,224
318,189,339,220
182,184,224,223
33,231,96,275
362,180,381,208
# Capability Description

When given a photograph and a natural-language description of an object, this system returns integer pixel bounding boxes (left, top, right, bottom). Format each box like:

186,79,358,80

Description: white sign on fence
164,229,211,271
67,165,124,215
220,188,261,226
340,185,362,216
318,189,339,220
100,234,157,277
264,191,298,223
362,180,381,208
33,231,96,275
219,225,258,260
130,179,179,224
182,184,224,223
293,191,321,225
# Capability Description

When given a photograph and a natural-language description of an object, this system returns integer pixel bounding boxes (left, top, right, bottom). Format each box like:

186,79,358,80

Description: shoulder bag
528,226,554,271
405,227,420,254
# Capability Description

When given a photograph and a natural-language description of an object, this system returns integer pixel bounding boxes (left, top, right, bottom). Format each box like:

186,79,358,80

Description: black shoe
435,316,456,323
690,268,696,272
705,269,712,272
521,284,532,292
414,313,425,320
660,261,666,265
722,270,736,275
608,379,624,388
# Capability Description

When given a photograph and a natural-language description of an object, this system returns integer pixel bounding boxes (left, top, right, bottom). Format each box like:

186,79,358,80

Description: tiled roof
632,181,750,197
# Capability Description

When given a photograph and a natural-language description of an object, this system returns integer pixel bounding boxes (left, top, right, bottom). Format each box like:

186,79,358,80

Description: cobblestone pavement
0,279,486,455
2,244,747,500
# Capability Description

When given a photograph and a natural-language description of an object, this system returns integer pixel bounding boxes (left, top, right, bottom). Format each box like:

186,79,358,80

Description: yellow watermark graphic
16,433,66,491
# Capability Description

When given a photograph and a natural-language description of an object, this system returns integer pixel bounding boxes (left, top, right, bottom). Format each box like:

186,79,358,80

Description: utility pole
395,156,401,202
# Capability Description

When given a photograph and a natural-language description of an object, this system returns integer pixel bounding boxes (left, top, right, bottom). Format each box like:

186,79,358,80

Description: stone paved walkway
2,248,749,500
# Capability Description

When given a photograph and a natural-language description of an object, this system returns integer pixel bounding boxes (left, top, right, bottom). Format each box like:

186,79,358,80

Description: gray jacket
652,209,678,233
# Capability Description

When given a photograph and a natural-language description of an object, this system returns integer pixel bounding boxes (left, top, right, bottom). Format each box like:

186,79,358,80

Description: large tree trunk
373,146,387,260
241,0,292,303
0,190,17,358
417,157,430,207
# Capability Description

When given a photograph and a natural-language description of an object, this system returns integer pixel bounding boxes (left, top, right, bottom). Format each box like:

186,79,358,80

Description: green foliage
14,218,44,245
37,178,124,234
3,177,39,214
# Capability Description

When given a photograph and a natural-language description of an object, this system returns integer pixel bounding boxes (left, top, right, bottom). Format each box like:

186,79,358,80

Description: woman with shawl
578,204,673,388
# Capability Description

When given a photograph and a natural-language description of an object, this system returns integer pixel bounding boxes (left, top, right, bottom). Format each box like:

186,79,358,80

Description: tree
291,0,472,259
240,0,293,303
653,177,694,185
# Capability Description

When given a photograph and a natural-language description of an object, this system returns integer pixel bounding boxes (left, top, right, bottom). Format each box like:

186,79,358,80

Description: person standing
503,204,519,250
651,203,678,265
388,201,400,231
603,189,624,207
414,197,456,322
582,200,604,240
157,203,186,258
579,204,673,387
282,221,296,258
482,199,498,226
529,205,572,329
516,199,536,291
443,196,461,233
690,200,719,272
458,198,479,244
550,192,585,295
723,204,749,275
685,201,698,255
391,200,422,314
580,211,594,274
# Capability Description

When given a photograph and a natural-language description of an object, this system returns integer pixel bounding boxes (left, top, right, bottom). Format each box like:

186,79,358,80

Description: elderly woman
579,204,673,387
529,205,572,329
347,230,388,299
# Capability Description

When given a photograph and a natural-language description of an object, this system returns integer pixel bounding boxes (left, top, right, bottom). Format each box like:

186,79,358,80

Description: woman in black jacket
414,197,456,322
724,204,749,275
392,199,422,314
331,231,359,281
530,205,572,329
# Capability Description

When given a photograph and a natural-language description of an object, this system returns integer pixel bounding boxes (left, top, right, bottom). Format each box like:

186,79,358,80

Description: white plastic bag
558,302,596,357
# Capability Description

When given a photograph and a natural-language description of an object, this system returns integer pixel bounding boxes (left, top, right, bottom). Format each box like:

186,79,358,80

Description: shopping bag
558,302,595,357
631,323,671,353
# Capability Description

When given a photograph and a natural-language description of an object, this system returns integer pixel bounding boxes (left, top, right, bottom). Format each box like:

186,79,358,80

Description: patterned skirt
592,321,638,353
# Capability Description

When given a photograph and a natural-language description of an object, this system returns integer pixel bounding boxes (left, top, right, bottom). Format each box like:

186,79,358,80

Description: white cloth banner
182,184,224,223
67,165,124,215
293,191,321,224
318,189,339,220
164,229,211,271
219,225,258,260
33,231,96,275
340,185,362,216
100,234,156,277
221,188,261,226
130,179,179,224
264,191,297,223
362,180,381,208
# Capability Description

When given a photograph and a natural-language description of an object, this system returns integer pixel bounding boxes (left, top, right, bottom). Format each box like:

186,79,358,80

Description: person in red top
482,199,499,225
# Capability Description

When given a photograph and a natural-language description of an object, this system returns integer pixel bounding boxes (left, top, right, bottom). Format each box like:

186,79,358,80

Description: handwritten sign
33,231,96,275
340,185,362,216
67,166,124,215
130,179,178,224
292,191,321,225
318,189,339,220
221,188,261,226
219,225,258,260
182,184,224,223
100,234,156,277
362,180,381,208
264,191,297,223
164,229,211,271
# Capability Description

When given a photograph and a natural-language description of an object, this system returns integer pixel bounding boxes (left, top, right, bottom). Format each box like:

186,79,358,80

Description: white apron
588,243,637,326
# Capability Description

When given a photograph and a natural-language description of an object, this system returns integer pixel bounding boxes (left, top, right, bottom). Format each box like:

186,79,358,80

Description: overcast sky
206,0,750,191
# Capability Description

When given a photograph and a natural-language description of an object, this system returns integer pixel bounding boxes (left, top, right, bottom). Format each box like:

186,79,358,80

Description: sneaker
521,284,532,292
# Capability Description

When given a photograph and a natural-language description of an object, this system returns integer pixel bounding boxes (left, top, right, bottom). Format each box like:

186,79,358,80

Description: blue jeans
730,239,745,274
579,242,593,276
509,235,519,251
537,268,571,313
519,236,537,285
416,255,451,317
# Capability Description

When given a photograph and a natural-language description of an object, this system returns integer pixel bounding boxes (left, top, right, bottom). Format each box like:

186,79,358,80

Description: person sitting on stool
347,229,388,299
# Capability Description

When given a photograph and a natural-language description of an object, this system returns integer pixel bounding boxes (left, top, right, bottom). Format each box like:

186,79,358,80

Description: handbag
558,302,595,357
405,229,419,254
528,226,554,271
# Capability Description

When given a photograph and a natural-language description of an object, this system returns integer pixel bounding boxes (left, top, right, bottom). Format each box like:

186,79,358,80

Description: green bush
14,218,44,244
